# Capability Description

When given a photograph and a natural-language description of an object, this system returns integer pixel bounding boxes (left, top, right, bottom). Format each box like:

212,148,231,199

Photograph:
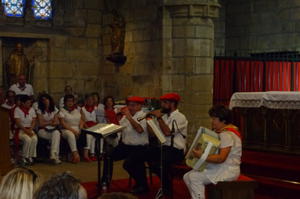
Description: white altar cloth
229,91,300,110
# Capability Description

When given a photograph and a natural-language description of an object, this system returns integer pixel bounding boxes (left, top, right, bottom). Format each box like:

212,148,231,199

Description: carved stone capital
164,0,220,18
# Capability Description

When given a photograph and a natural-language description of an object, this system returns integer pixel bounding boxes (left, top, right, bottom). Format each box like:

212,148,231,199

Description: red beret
160,93,181,102
126,96,145,104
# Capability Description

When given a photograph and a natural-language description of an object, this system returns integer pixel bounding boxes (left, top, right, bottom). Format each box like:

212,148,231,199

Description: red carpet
82,177,190,199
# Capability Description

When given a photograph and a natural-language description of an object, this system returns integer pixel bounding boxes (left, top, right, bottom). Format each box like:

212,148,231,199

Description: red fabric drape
293,62,300,91
213,59,235,105
265,61,291,91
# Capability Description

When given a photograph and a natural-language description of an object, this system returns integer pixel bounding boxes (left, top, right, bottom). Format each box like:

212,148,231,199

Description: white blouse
14,107,36,128
59,108,81,131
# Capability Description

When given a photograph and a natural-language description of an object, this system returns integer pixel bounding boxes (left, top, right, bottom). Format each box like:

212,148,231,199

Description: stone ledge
164,0,220,18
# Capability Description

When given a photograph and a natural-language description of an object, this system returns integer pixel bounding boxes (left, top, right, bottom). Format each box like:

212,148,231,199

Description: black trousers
146,146,184,194
101,142,148,187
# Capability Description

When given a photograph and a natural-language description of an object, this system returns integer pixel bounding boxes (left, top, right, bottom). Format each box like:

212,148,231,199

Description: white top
95,103,106,123
9,83,34,96
59,97,64,109
37,107,59,122
81,106,97,122
14,107,36,128
119,110,148,146
205,131,242,184
1,101,15,110
162,109,188,151
59,108,81,131
230,91,300,110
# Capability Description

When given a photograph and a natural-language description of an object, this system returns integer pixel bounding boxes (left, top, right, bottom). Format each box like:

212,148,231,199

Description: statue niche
106,10,127,66
4,43,34,87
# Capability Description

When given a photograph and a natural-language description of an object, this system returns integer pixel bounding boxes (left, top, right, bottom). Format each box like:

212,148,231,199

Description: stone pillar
162,0,220,141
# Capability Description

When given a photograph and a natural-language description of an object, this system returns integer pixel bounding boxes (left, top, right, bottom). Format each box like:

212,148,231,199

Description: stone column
162,0,220,141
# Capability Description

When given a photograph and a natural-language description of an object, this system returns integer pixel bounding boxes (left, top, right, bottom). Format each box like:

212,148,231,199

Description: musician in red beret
144,92,188,196
101,96,149,192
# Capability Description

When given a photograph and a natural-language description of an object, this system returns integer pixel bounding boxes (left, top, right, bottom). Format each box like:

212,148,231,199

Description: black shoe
131,185,149,195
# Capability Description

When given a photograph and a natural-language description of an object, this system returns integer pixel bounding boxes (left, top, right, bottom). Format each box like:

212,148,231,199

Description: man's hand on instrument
192,148,203,158
121,107,131,118
151,109,163,118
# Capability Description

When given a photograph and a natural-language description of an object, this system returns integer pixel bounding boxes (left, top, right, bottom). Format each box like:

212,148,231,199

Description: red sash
20,107,30,117
224,127,242,140
105,109,119,125
85,105,95,113
86,121,97,128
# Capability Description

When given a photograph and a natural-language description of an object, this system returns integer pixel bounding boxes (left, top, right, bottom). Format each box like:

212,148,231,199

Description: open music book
82,123,125,137
147,119,167,144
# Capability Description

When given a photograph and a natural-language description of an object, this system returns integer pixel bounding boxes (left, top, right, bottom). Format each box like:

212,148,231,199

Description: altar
230,91,300,154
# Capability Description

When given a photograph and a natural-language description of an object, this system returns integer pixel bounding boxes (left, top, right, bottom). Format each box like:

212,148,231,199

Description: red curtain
213,59,235,105
293,62,300,91
265,61,291,91
213,59,294,105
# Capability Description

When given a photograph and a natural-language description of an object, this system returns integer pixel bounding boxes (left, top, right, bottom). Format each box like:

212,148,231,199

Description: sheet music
83,123,125,137
147,119,167,144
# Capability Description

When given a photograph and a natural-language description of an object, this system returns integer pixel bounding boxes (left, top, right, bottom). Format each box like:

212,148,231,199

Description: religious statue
106,10,127,66
4,43,33,87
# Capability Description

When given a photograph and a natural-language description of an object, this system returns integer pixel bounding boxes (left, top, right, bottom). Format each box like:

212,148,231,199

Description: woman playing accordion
184,105,242,199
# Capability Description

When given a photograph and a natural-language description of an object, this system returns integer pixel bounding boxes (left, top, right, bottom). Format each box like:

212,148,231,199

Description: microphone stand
154,141,164,199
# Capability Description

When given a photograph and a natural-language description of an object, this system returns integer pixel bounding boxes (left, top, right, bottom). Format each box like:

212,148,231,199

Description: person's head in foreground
125,96,144,115
0,167,39,199
35,172,87,199
99,192,137,199
208,104,233,132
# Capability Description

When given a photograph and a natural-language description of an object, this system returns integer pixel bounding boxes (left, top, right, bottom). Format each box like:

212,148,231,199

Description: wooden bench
206,175,257,199
170,163,257,199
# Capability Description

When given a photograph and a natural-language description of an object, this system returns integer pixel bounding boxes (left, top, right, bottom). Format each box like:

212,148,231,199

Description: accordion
185,127,221,171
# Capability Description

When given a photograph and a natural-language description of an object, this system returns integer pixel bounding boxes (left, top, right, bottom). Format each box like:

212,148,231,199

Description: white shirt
205,131,242,183
161,109,188,151
1,101,15,110
95,103,106,123
81,106,97,122
59,108,81,131
14,107,36,128
119,110,148,146
59,97,64,109
37,107,59,122
9,83,34,96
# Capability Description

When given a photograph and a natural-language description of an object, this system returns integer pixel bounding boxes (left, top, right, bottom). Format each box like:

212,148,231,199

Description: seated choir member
92,92,106,123
81,94,97,161
59,85,73,108
0,167,39,199
37,93,61,164
14,95,38,165
1,90,16,140
101,96,148,189
34,172,87,199
59,94,84,163
183,105,242,199
144,93,187,196
9,75,34,97
1,90,16,110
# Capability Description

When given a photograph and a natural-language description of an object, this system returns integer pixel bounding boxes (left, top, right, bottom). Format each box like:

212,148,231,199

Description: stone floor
29,160,129,183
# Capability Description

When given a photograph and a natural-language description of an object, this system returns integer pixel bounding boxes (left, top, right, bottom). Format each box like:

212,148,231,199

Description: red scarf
20,106,30,117
223,127,242,139
105,109,119,125
85,105,95,113
86,121,97,128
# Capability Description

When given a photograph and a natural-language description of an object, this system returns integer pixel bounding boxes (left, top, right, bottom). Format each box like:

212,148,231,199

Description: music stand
82,123,125,192
146,120,167,199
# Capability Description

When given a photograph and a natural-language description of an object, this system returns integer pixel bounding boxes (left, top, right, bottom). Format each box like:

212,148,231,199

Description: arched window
32,0,52,20
2,0,25,17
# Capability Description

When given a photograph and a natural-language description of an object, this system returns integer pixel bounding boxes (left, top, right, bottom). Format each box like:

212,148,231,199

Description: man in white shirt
146,93,188,196
101,96,149,192
9,75,34,97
